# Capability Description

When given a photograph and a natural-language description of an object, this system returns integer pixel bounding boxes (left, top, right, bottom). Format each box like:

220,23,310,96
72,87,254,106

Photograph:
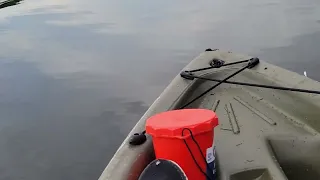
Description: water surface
0,0,319,179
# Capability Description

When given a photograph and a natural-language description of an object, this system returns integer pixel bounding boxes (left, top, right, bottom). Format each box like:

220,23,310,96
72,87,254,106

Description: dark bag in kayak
139,159,187,180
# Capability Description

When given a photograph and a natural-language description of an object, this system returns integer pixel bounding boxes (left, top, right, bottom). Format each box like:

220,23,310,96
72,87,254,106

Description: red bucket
146,109,219,180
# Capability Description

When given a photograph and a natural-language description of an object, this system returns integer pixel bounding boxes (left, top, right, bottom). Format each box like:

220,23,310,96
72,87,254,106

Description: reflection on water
0,0,319,179
259,31,320,80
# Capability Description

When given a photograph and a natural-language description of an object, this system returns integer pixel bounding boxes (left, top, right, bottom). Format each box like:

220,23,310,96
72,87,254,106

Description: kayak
99,49,320,180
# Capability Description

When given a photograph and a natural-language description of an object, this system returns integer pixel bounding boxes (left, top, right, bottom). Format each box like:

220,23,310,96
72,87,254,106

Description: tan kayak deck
99,50,320,180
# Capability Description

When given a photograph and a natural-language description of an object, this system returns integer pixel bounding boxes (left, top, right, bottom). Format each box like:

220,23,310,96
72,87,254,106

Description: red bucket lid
146,109,218,138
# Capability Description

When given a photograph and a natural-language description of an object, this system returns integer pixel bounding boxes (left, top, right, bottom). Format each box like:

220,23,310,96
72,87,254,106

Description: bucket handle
182,128,213,180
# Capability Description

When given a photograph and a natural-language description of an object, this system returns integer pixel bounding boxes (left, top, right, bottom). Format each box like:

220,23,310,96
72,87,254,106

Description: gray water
0,0,320,179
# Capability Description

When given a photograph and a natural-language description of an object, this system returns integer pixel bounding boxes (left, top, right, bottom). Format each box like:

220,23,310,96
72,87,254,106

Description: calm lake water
0,0,320,179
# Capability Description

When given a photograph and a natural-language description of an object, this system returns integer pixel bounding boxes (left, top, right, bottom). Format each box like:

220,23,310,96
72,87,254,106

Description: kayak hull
99,50,320,180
